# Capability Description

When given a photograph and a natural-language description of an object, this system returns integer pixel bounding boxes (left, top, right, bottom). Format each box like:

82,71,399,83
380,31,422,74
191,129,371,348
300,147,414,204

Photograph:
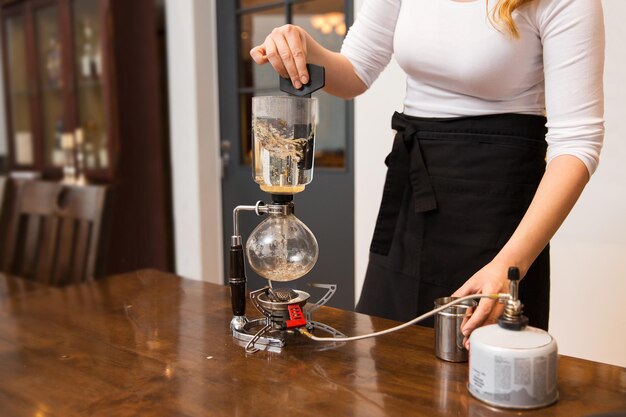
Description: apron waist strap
395,112,438,213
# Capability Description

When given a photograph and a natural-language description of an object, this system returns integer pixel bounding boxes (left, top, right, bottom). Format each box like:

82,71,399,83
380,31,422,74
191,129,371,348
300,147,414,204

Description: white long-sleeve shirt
341,0,605,175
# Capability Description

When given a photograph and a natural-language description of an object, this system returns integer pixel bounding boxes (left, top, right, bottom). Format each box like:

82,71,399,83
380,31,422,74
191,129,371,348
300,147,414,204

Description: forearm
305,33,367,99
494,155,590,276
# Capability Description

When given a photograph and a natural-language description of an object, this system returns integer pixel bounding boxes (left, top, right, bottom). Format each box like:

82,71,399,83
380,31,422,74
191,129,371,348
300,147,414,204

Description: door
217,0,355,310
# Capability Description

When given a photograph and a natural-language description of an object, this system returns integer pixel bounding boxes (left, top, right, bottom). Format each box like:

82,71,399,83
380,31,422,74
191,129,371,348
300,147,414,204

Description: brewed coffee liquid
253,117,314,194
260,184,305,194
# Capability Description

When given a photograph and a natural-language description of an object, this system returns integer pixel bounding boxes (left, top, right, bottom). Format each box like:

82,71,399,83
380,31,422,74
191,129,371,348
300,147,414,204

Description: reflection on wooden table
0,270,624,417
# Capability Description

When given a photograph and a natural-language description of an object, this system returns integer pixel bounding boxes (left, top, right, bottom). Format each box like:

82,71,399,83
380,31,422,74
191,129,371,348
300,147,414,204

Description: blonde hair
492,0,534,39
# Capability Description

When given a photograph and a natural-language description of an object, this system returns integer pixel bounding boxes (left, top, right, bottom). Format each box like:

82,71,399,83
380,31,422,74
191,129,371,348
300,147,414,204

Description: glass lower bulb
246,213,318,282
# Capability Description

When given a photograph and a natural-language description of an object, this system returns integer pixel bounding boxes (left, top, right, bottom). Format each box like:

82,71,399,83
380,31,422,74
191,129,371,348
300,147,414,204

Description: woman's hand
249,24,367,99
250,24,311,89
452,260,514,348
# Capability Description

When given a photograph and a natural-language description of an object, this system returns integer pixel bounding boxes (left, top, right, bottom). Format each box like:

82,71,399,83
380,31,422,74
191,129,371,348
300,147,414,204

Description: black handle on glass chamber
279,63,325,98
229,244,246,317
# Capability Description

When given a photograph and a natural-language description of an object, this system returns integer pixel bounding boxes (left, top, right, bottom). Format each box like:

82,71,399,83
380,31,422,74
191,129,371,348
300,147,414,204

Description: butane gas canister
468,323,558,409
468,267,559,409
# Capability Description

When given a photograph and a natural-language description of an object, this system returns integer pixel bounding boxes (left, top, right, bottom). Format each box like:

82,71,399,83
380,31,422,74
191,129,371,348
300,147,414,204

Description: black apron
356,112,550,330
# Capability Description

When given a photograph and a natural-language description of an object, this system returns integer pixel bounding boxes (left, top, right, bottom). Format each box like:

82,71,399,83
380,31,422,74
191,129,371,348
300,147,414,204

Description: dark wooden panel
0,269,623,417
99,0,173,275
0,176,12,261
19,213,40,276
0,176,6,211
52,216,75,284
71,218,90,282
1,180,22,272
34,215,59,283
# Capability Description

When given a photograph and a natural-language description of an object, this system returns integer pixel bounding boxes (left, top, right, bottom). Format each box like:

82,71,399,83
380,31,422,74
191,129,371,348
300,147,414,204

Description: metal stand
231,283,345,353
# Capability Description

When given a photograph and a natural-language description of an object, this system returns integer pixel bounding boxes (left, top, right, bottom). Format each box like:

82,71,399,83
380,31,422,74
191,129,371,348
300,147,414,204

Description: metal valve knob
498,266,529,330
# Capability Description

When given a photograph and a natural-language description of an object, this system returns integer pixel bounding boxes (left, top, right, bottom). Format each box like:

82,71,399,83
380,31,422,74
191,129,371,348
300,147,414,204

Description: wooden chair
0,180,108,286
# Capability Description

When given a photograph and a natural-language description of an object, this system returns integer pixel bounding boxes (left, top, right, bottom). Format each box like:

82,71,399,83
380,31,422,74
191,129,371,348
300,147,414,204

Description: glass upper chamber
252,96,318,195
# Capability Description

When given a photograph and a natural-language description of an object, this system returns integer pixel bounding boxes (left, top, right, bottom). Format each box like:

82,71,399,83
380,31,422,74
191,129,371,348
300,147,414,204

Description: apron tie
370,112,438,255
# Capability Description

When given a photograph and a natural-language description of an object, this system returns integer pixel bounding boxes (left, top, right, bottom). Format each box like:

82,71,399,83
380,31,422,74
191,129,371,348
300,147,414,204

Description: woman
250,0,604,343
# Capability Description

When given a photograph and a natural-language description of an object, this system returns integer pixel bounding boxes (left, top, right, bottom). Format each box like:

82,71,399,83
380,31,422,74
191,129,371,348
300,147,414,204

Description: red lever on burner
286,304,307,328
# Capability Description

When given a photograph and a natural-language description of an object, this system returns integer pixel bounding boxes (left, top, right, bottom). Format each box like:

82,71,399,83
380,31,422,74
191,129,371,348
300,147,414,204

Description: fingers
462,302,503,349
271,33,303,88
463,336,470,350
461,297,495,337
452,279,479,349
250,46,268,65
459,307,473,330
249,25,309,88
453,262,512,349
264,36,290,80
284,27,309,84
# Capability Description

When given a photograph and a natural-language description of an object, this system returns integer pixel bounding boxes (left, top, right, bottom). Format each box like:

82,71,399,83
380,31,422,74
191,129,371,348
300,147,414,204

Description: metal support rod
232,201,267,246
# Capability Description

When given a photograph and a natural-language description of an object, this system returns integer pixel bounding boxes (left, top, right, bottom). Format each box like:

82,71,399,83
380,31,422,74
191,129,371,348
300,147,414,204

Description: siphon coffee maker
229,64,344,353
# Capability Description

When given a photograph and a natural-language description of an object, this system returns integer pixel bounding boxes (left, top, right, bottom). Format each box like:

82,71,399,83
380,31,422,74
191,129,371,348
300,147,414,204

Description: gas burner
266,288,299,302
258,289,309,309
231,284,344,353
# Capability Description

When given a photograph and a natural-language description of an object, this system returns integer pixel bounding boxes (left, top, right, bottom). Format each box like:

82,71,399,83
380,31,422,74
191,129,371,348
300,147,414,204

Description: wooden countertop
0,269,624,417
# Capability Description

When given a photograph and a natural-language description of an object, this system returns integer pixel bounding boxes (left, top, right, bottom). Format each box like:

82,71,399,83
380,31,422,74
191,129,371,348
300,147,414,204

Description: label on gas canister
469,351,557,407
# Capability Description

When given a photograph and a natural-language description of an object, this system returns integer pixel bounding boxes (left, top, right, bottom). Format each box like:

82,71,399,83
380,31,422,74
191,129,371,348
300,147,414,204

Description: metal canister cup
434,296,477,362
